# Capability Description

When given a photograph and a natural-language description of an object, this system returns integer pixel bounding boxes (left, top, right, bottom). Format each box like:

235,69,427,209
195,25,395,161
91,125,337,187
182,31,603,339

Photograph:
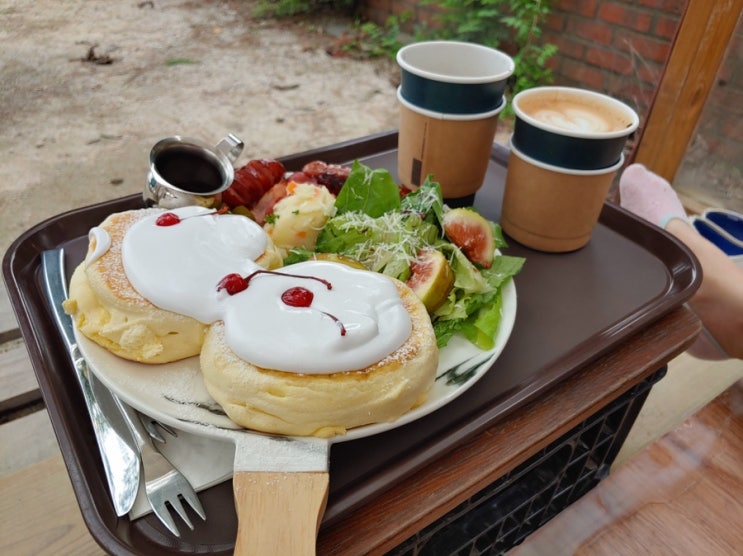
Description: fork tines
148,469,206,537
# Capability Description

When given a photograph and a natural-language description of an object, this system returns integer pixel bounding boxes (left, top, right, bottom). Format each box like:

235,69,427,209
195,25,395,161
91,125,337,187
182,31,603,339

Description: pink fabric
619,163,687,228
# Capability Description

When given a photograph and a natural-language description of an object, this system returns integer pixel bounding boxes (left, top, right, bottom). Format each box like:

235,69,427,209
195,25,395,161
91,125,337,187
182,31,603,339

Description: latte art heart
529,106,615,133
517,91,634,136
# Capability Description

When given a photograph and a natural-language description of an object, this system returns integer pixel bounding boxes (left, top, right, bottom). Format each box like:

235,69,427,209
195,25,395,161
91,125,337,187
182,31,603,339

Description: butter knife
41,248,140,517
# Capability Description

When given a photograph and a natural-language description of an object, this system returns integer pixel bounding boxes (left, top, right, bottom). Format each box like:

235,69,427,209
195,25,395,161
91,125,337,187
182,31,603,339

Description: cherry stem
182,205,229,219
157,205,230,226
321,311,347,336
245,269,332,290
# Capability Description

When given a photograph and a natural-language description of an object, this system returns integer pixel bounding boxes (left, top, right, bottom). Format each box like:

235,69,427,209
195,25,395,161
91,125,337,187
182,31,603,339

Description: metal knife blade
41,248,141,517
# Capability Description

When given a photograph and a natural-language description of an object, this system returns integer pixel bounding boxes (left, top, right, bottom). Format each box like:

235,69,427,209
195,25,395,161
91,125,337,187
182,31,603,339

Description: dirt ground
0,0,402,256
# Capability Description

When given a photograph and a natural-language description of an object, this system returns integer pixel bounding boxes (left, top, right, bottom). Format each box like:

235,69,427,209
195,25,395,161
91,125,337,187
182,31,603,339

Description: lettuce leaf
334,160,401,217
433,254,524,349
315,210,438,279
292,160,525,349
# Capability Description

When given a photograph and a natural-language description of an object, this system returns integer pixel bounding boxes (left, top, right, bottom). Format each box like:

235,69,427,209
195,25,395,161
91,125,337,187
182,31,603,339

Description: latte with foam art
517,91,634,136
526,105,616,133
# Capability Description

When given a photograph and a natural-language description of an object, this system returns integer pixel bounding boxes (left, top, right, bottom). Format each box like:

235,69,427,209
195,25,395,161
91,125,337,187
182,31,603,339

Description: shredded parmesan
329,211,433,274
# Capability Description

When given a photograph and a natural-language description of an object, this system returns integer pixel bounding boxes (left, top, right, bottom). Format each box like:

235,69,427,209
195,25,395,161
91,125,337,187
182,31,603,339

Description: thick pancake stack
63,207,438,437
201,279,437,437
64,210,207,364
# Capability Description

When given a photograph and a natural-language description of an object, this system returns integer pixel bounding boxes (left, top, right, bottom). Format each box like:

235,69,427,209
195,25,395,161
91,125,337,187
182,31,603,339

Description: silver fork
141,416,178,444
113,397,206,536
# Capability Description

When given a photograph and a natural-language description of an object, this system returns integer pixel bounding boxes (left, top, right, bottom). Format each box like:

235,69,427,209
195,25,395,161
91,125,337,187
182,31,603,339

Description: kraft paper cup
501,138,624,252
397,41,514,115
512,86,638,170
397,87,506,202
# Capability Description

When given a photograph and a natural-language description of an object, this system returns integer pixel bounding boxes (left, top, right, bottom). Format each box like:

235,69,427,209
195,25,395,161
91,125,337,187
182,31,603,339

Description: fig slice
406,249,455,312
443,208,495,268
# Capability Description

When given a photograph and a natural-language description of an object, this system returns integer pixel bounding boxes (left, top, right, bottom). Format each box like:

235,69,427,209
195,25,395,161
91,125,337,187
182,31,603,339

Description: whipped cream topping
87,227,112,266
221,261,411,373
115,207,411,374
122,206,267,323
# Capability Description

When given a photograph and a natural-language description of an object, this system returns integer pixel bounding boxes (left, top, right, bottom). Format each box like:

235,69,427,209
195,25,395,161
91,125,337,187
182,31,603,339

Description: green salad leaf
334,160,401,217
285,161,525,349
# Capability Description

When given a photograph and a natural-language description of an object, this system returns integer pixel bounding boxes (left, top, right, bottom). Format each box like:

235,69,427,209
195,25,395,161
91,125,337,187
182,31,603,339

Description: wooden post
632,0,743,182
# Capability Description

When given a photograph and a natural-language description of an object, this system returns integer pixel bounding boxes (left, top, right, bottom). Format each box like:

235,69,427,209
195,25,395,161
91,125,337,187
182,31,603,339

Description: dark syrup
155,146,224,193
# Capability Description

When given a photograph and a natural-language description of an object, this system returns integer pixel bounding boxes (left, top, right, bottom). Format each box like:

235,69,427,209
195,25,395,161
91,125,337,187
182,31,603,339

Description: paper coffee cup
397,41,514,115
501,138,624,252
397,88,505,200
512,86,638,170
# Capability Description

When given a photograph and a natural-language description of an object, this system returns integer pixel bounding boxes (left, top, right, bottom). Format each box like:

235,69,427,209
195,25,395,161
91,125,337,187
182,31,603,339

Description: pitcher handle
216,133,244,163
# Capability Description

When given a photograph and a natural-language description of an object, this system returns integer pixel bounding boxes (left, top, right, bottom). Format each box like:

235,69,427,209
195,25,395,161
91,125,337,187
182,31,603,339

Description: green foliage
419,0,557,104
509,41,557,99
254,0,353,17
255,0,557,101
254,0,405,60
339,14,410,60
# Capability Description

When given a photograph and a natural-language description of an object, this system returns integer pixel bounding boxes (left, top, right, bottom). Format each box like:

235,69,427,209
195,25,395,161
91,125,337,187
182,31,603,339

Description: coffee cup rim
512,86,639,139
397,87,506,120
396,41,515,84
508,135,625,175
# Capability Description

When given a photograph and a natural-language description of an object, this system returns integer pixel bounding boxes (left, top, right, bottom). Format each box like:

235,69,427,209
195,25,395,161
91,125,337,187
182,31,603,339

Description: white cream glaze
87,227,111,266
122,206,266,323
118,207,411,374
220,261,411,373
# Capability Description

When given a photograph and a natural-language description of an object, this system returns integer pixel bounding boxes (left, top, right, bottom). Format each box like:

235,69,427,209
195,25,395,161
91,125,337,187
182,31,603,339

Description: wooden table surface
511,378,743,556
2,303,699,555
317,306,701,554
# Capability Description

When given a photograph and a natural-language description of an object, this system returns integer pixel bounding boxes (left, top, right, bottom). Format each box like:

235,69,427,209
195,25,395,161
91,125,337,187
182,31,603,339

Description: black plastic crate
388,366,667,556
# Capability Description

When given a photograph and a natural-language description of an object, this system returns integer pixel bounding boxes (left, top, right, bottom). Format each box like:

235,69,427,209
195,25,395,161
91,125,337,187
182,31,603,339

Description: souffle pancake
64,207,282,364
199,262,438,437
65,205,438,438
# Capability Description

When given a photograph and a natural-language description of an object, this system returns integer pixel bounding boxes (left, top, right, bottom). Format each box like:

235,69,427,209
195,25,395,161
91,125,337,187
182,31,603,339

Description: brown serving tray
3,131,700,555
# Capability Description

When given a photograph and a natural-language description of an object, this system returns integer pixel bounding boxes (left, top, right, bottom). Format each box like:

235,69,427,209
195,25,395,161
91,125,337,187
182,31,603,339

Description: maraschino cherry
216,273,248,295
216,270,345,335
216,269,331,294
156,205,229,226
281,287,314,307
280,286,346,335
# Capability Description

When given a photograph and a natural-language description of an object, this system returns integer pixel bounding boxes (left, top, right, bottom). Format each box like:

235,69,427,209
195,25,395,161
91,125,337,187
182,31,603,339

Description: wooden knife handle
233,471,329,556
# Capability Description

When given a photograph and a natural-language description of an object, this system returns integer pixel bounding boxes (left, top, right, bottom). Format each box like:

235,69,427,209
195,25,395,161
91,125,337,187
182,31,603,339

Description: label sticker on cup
411,159,423,186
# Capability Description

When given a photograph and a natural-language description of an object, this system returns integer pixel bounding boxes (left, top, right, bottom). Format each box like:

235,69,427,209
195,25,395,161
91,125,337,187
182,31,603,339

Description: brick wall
358,0,687,120
542,0,686,120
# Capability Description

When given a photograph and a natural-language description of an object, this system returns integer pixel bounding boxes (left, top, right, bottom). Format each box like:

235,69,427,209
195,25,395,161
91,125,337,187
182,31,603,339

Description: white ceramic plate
78,278,516,443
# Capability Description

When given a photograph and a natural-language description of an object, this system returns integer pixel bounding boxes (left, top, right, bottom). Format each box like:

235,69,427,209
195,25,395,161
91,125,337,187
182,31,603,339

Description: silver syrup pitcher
144,133,244,209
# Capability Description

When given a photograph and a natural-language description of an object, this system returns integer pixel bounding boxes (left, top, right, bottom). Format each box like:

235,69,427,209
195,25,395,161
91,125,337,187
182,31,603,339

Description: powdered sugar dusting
88,209,161,307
